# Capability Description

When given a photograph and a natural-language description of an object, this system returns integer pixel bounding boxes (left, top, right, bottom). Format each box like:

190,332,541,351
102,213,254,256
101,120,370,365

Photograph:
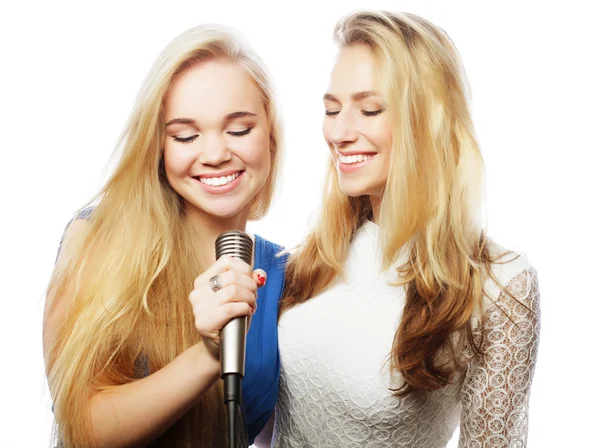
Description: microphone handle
214,230,253,448
220,316,247,378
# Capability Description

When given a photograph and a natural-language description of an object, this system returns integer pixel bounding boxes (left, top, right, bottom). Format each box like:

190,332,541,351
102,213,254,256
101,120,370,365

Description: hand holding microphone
189,231,266,447
189,243,266,362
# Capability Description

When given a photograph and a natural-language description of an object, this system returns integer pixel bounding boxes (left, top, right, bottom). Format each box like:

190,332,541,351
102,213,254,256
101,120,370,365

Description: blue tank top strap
241,234,287,444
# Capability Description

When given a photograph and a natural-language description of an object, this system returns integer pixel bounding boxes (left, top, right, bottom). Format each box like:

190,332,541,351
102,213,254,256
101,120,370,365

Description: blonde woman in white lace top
271,11,540,448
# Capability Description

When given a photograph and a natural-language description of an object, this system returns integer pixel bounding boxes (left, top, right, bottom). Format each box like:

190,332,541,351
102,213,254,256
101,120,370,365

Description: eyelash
173,135,197,144
229,128,252,137
362,109,384,117
324,110,385,117
172,128,252,143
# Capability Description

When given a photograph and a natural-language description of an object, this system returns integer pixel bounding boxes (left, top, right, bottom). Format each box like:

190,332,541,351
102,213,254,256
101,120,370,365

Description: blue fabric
242,234,287,444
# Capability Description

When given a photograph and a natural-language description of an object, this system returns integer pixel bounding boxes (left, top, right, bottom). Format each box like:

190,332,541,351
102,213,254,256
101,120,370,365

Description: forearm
88,342,220,447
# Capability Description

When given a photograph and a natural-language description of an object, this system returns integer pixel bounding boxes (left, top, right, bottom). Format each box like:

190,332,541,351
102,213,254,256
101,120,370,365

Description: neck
185,204,250,264
369,194,382,225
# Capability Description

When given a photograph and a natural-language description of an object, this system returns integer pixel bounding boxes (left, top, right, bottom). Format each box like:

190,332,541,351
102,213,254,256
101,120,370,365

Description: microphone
215,230,254,448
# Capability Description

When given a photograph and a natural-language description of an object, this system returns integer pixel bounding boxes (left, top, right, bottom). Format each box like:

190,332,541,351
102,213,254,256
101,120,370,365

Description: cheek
322,119,336,144
163,143,194,179
365,120,393,175
372,119,393,150
240,130,271,173
322,121,335,155
363,120,393,183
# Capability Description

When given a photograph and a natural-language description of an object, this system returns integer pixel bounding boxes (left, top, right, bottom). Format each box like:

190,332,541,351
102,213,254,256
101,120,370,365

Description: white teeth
339,154,373,164
199,172,240,186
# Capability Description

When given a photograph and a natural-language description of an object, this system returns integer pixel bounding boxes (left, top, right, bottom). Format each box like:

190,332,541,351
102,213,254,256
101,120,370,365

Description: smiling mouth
195,171,243,187
338,153,375,164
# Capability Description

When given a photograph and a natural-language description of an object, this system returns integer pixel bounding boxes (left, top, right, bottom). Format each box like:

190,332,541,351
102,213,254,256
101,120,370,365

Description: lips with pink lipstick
194,169,245,193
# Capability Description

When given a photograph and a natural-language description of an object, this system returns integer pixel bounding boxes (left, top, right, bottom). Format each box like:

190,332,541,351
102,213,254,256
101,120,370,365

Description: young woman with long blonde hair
44,24,286,447
274,11,540,447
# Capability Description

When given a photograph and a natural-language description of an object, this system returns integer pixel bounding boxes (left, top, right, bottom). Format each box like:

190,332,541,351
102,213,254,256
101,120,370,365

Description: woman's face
322,44,393,199
163,59,271,220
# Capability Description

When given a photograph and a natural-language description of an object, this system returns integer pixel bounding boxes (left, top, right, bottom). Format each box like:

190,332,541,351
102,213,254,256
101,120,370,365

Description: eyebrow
225,111,257,121
165,118,196,127
165,111,257,128
323,91,380,102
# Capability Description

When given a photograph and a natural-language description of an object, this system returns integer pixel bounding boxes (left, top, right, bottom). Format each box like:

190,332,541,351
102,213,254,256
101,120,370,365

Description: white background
1,0,598,446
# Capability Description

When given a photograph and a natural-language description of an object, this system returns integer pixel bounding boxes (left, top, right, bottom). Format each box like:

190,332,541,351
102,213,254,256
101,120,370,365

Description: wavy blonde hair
281,11,494,396
45,24,282,447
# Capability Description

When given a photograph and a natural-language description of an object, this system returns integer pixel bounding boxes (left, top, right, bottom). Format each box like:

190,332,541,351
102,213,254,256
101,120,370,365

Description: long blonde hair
45,24,282,447
281,11,493,396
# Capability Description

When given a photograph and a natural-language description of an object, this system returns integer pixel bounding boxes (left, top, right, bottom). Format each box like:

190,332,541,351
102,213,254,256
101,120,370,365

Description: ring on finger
209,274,221,293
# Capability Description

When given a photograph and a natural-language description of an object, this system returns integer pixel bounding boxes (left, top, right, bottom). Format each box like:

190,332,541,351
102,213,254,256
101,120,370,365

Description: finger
217,270,258,295
214,302,254,329
190,273,257,308
194,256,252,290
253,269,267,288
214,255,253,276
215,285,257,308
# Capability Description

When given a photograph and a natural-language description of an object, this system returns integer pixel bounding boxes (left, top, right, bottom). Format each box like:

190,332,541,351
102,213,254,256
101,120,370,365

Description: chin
204,203,249,219
338,181,372,198
185,197,250,220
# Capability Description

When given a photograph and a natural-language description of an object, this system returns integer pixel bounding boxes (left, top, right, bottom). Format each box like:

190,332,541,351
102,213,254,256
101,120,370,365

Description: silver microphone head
215,230,254,378
215,231,253,265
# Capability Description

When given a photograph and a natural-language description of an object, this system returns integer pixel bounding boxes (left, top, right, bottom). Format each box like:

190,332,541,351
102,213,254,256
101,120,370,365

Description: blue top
243,234,287,444
57,208,286,445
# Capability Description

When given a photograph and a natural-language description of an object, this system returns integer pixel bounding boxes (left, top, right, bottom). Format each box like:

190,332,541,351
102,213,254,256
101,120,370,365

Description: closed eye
173,135,198,143
228,128,252,137
325,110,340,116
362,109,385,117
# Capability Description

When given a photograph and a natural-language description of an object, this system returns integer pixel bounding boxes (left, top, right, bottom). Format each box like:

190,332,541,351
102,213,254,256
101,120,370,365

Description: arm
44,219,259,447
86,344,220,447
459,268,541,447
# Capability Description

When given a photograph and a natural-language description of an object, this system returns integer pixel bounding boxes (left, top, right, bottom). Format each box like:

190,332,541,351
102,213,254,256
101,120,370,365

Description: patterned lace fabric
273,222,540,447
459,268,540,447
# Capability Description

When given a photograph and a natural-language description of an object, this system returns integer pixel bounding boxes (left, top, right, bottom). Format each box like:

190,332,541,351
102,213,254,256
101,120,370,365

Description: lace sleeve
459,268,541,448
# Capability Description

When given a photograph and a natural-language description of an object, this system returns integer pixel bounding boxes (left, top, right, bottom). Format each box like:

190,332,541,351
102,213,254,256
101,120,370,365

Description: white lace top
273,221,540,447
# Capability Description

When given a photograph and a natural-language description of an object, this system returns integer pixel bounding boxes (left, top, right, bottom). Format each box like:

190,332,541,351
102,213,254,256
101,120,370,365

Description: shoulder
62,206,96,241
480,239,540,319
255,234,284,253
254,234,287,267
56,206,96,261
46,208,97,354
486,239,536,286
74,206,95,221
64,206,96,230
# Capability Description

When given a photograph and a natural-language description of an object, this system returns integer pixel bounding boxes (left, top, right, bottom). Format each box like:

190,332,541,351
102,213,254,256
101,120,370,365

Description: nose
198,133,232,166
325,110,359,147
